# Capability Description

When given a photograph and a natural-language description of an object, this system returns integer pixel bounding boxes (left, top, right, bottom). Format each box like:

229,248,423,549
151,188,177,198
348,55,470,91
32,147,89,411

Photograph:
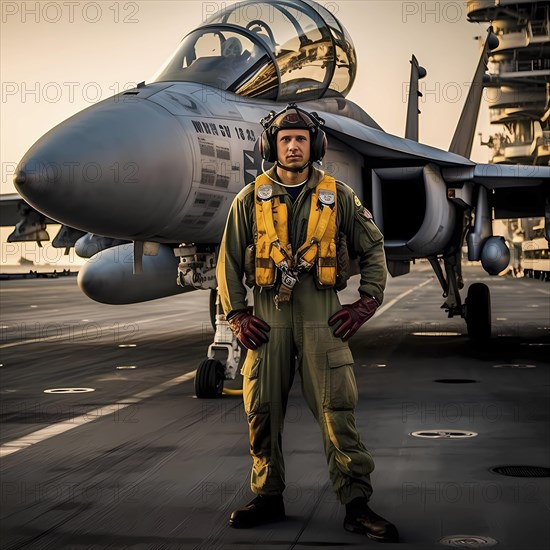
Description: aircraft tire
195,358,224,398
465,283,491,341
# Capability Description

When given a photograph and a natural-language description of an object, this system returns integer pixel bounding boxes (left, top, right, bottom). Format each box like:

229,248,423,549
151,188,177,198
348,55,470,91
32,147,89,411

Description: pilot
216,104,398,543
214,36,250,88
221,36,243,59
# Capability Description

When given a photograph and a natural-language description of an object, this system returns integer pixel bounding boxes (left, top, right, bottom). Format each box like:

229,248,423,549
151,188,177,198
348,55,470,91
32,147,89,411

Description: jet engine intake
370,163,456,273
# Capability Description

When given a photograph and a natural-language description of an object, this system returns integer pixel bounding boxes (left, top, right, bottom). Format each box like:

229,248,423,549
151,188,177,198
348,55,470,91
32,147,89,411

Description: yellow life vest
254,172,338,288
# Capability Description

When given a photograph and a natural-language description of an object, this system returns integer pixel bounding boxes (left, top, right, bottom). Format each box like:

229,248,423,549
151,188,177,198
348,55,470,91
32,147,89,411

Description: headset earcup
311,129,327,162
260,130,268,160
260,129,277,162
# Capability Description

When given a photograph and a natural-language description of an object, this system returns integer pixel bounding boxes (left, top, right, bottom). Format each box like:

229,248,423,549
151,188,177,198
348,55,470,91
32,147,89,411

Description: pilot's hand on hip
227,309,271,350
328,294,379,341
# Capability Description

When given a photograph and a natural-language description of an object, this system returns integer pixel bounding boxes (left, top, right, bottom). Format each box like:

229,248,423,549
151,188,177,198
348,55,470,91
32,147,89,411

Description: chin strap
275,160,312,173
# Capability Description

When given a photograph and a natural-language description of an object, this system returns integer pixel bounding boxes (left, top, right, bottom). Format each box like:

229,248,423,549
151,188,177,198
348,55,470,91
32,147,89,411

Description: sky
0,0,494,263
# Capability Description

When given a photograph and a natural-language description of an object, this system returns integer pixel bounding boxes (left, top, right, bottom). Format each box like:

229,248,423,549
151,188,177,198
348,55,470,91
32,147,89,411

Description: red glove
227,310,271,350
328,295,379,341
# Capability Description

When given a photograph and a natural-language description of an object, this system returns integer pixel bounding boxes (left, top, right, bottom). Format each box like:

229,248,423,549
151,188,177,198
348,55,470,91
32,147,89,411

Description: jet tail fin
405,55,426,141
449,27,499,158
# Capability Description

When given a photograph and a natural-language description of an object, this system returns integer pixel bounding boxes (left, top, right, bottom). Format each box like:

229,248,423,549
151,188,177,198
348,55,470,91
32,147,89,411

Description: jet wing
319,111,476,168
441,164,550,186
441,164,550,220
0,193,32,226
0,193,59,226
472,164,550,187
0,193,89,247
318,112,548,220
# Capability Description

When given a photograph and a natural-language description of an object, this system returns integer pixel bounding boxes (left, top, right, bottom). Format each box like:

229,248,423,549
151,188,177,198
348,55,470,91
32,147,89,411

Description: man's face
276,129,311,169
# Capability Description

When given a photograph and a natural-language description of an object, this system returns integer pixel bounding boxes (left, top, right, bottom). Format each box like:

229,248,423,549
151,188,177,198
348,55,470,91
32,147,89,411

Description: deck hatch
491,465,550,477
410,429,478,439
439,535,498,547
434,378,478,383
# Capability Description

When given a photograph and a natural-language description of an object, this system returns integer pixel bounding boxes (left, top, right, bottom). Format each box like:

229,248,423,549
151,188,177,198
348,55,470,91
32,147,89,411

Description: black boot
344,497,399,543
229,495,286,528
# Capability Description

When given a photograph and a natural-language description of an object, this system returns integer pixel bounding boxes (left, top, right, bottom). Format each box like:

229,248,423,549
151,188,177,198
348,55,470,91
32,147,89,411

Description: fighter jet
6,0,549,397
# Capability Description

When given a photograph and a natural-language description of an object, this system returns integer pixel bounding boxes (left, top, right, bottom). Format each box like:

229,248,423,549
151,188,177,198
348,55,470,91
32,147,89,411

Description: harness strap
257,199,291,268
254,172,338,299
295,202,334,270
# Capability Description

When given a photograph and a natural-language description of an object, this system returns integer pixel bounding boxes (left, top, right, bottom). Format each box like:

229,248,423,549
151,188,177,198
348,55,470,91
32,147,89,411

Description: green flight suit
216,166,387,504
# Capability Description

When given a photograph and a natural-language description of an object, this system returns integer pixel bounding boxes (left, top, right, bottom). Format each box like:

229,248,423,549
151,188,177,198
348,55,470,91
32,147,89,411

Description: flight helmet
260,103,327,166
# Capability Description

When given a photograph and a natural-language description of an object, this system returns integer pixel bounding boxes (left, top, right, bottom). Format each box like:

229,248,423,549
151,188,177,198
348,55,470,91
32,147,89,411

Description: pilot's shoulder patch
360,207,373,220
352,193,373,220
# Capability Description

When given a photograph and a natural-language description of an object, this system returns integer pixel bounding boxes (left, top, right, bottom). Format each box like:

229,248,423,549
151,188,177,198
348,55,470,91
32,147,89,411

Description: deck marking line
375,277,434,317
529,287,549,296
0,277,432,458
0,312,206,350
0,370,196,459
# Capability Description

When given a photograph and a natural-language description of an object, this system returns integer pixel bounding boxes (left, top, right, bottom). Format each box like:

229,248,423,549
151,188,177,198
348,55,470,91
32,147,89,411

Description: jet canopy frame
154,0,357,102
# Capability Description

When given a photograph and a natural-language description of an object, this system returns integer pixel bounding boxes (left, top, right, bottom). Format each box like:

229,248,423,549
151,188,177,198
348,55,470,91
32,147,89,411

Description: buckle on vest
277,259,290,272
281,271,297,289
296,256,314,271
274,269,298,309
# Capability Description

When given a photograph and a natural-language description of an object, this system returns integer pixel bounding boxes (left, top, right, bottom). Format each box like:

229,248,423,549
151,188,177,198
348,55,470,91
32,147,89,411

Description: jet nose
14,92,190,240
14,170,27,186
14,156,69,200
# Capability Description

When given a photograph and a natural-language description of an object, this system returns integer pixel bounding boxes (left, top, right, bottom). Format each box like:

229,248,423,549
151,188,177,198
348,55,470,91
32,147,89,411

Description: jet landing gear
444,280,492,342
175,245,243,398
195,358,225,398
464,283,491,342
430,255,492,342
444,281,492,342
195,296,243,399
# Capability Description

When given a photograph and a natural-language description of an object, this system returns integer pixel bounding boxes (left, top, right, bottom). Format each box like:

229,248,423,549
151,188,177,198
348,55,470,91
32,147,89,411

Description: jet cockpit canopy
153,0,357,101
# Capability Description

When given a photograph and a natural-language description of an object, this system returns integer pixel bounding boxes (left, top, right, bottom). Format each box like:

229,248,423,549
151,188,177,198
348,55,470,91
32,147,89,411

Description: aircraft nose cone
14,94,189,239
14,157,66,198
14,170,26,185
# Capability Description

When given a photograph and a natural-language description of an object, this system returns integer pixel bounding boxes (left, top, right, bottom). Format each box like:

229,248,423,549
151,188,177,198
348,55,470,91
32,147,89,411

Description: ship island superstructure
468,1,549,165
468,1,549,279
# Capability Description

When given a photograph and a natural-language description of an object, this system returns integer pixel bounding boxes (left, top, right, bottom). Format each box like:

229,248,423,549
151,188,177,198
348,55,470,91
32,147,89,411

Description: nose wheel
194,290,243,398
464,283,491,341
195,358,225,398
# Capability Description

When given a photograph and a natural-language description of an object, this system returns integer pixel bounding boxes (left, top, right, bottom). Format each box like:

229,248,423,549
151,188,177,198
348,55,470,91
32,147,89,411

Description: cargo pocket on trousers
325,347,357,411
240,350,262,379
241,350,262,414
